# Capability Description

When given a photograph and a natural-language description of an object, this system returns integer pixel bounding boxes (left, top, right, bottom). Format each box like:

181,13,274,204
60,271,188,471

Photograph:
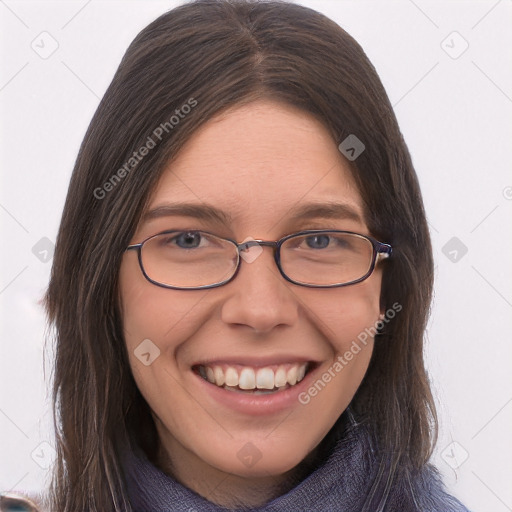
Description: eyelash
155,224,356,240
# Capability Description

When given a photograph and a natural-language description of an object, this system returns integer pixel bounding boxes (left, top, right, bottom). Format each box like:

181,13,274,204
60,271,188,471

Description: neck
154,431,323,508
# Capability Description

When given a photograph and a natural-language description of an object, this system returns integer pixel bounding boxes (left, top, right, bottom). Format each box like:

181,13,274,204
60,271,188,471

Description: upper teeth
199,363,308,390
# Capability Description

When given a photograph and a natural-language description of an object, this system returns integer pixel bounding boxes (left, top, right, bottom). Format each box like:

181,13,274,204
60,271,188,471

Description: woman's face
119,100,383,481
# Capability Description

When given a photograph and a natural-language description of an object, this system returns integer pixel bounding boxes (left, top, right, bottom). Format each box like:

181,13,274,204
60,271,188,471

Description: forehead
145,100,365,233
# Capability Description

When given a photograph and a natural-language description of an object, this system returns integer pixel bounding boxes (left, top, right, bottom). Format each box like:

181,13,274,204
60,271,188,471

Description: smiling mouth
193,362,315,394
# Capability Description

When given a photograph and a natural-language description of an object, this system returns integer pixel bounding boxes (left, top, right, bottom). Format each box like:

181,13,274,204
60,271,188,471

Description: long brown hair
45,0,436,510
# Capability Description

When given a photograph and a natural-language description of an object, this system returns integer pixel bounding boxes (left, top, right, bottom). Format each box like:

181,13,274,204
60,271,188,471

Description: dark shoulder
0,493,46,512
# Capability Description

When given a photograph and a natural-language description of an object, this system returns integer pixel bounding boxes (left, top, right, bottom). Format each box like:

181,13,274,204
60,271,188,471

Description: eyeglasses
126,229,392,290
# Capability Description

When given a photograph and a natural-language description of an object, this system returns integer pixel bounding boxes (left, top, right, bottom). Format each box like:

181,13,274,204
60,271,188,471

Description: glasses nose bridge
235,239,281,270
236,239,279,252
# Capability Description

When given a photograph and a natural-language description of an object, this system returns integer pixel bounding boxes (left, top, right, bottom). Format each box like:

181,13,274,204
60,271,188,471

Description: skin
119,100,384,507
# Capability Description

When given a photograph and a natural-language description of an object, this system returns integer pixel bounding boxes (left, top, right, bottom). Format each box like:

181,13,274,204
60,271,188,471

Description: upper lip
192,355,321,368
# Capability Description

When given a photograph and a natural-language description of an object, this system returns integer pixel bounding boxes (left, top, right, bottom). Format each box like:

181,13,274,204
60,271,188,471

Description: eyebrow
142,201,363,226
142,203,233,225
286,201,364,224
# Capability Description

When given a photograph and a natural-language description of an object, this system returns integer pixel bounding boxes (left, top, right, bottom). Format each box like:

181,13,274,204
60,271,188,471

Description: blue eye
305,234,330,249
174,231,202,249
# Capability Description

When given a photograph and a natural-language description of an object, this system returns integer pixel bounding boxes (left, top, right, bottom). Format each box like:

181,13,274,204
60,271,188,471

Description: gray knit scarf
121,414,471,512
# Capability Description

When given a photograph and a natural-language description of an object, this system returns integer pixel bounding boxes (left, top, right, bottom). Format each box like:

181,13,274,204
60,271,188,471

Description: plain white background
1,1,511,510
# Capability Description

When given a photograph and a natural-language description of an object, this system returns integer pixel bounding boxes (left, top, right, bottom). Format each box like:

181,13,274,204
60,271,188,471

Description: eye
175,231,202,249
157,231,206,249
304,234,331,249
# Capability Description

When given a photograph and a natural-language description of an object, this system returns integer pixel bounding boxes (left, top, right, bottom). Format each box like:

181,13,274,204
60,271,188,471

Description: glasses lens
280,232,374,286
141,231,238,288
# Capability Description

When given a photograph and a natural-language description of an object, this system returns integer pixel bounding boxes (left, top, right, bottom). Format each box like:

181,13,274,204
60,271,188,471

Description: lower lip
191,365,319,416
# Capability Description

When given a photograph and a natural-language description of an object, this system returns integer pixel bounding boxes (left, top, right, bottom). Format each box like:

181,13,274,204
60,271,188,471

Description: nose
220,245,299,334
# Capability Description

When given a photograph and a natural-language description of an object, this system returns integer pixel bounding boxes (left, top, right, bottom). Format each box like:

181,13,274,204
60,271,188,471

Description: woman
2,0,471,510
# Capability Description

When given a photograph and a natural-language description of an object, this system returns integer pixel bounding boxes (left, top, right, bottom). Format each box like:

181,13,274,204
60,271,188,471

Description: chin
199,431,321,479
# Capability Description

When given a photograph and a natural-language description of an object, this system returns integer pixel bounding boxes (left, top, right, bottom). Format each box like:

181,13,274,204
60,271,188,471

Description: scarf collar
121,413,470,512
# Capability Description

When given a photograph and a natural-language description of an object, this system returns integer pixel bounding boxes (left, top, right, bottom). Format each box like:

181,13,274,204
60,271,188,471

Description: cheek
119,258,210,413
118,265,226,437
295,278,382,427
120,255,204,352
304,274,383,353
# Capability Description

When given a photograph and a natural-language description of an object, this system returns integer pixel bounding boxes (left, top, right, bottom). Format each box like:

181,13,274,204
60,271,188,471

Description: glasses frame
126,229,392,290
